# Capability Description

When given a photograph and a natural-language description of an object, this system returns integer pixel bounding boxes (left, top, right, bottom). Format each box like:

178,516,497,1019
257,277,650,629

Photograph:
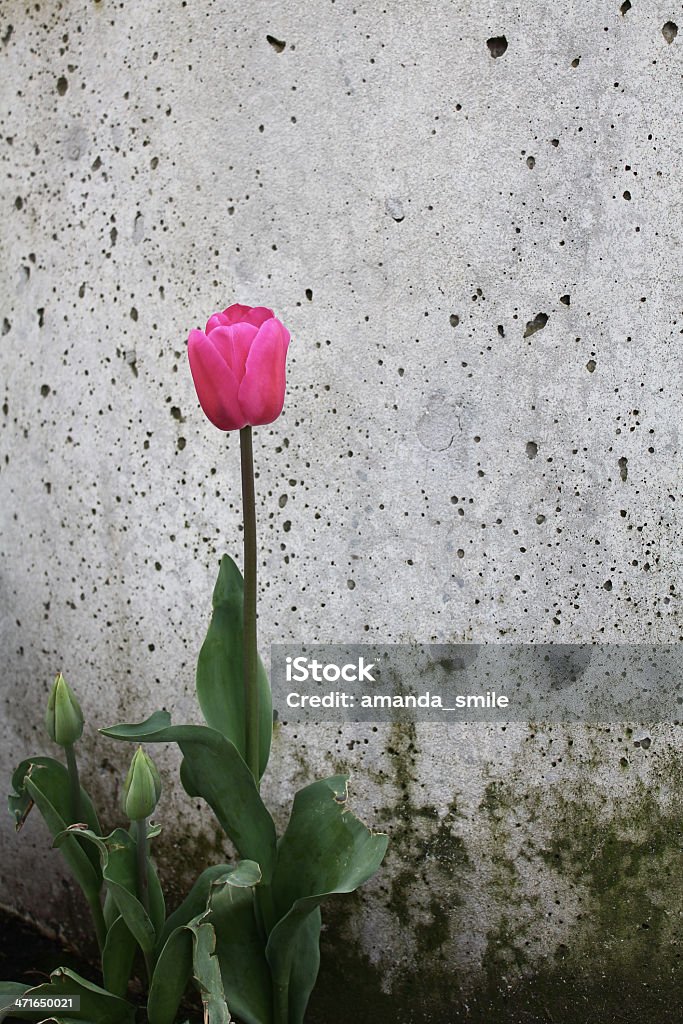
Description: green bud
122,746,162,820
45,673,84,747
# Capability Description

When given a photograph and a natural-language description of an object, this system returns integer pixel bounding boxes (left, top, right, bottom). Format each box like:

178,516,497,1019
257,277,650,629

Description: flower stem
64,743,106,951
64,743,83,824
136,817,154,982
240,425,260,783
136,817,150,914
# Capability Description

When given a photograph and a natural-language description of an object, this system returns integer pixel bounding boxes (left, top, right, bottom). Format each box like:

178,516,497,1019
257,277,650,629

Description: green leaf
9,757,102,879
7,967,135,1023
157,864,232,952
147,926,193,1024
0,981,29,1017
100,714,277,881
192,921,231,1024
196,555,272,780
58,828,162,955
265,776,388,1024
206,882,271,1024
157,860,261,954
102,915,137,999
149,862,259,1024
8,761,102,906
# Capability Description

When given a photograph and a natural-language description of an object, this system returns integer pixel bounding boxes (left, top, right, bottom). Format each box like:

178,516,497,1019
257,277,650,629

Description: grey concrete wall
1,1,682,1020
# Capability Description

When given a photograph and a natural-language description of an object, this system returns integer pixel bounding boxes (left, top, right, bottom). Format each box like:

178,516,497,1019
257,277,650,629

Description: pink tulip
187,303,291,431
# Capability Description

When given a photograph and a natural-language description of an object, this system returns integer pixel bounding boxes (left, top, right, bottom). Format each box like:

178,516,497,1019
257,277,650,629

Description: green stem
64,744,106,951
136,817,150,914
240,426,260,783
64,743,83,824
136,817,154,982
85,890,107,954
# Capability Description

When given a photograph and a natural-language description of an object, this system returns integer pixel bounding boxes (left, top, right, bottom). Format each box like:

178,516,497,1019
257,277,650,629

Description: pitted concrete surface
1,1,682,1016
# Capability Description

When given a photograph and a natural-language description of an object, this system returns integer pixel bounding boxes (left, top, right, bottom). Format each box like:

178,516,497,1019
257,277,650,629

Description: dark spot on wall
487,36,508,58
586,359,596,373
56,76,68,95
618,457,628,481
550,138,559,147
526,156,535,169
526,441,538,460
305,289,313,301
523,312,548,338
40,384,50,397
620,0,631,13
2,24,13,45
266,34,286,52
623,190,631,200
571,56,581,67
662,21,678,43
2,319,10,336
449,314,459,327
560,294,570,306
37,308,45,327
603,580,613,591
497,325,505,337
170,406,184,422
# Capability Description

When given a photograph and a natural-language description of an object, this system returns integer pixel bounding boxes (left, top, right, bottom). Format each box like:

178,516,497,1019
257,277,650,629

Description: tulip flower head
122,746,162,820
188,303,291,431
45,673,84,747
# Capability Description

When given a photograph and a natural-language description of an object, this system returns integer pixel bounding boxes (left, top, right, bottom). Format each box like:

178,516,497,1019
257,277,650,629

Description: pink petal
188,330,246,431
207,323,259,381
220,303,254,325
205,311,230,333
238,319,290,426
243,306,275,328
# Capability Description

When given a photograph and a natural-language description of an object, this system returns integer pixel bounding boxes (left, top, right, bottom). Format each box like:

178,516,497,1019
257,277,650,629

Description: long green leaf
9,763,102,908
7,968,135,1023
102,915,137,999
157,864,232,953
147,926,193,1024
197,555,272,779
57,828,162,955
149,862,259,1024
265,776,388,1023
206,883,271,1024
100,714,277,881
192,922,231,1024
9,758,102,882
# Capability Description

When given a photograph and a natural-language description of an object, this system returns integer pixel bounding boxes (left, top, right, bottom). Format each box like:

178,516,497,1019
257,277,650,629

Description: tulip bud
45,673,84,747
122,747,161,820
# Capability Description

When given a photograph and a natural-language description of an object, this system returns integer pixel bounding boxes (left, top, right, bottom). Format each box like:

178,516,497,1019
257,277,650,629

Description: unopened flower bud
122,747,161,820
45,673,84,747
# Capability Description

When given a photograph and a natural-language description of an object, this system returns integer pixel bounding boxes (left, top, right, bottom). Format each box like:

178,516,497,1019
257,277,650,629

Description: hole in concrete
486,36,508,58
56,76,68,95
623,190,631,200
526,155,535,169
620,0,631,13
266,34,286,52
662,21,678,42
586,359,596,373
449,314,459,327
305,288,313,301
618,456,628,481
560,294,570,305
526,441,538,459
571,56,581,67
523,312,548,338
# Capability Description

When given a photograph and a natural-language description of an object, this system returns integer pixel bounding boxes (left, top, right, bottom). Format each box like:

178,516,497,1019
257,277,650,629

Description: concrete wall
1,1,682,1019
